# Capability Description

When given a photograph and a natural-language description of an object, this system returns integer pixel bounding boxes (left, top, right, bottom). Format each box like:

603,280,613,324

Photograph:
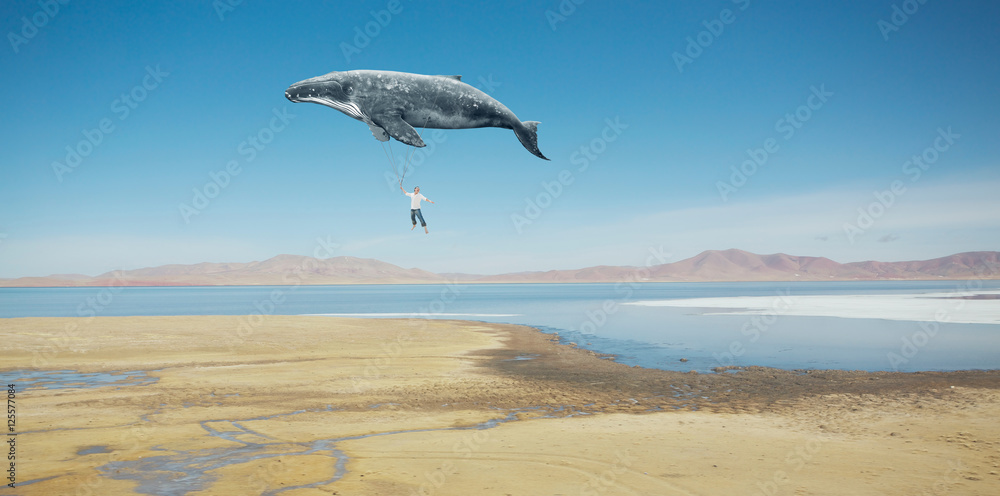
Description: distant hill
0,255,447,287
1,250,997,287
478,250,1000,283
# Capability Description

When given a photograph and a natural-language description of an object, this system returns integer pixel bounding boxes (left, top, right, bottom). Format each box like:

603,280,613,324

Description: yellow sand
1,316,998,495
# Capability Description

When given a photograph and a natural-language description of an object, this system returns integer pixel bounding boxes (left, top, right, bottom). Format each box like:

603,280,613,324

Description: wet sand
1,315,999,495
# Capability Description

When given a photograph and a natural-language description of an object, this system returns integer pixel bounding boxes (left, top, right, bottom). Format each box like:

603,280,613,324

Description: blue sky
1,0,998,278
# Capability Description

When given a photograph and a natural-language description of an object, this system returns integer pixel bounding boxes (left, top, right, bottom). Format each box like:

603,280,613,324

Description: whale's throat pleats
301,96,366,121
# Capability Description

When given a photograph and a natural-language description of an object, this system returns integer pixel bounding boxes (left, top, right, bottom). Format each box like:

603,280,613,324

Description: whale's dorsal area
286,70,548,160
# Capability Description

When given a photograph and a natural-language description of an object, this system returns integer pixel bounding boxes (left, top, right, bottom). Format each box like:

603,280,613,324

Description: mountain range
2,249,998,287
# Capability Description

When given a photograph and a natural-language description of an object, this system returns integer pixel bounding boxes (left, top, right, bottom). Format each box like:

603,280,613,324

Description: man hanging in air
401,185,434,233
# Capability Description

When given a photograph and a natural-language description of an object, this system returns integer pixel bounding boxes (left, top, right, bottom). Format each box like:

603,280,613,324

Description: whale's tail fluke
514,121,549,160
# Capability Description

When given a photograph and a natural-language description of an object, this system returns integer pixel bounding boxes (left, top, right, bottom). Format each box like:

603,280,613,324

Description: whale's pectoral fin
366,120,390,142
373,113,426,148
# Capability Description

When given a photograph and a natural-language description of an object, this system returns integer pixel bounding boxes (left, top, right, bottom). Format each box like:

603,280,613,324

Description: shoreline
4,276,1000,288
2,316,999,494
3,313,998,376
3,314,999,382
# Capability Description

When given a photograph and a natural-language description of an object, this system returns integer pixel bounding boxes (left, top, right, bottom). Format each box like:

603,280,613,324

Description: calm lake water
2,281,998,373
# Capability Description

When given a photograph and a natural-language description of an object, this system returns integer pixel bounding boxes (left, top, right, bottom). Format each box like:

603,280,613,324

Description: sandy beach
2,315,999,495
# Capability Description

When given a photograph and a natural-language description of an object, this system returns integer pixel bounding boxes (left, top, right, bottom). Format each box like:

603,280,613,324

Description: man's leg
410,209,417,230
416,209,428,233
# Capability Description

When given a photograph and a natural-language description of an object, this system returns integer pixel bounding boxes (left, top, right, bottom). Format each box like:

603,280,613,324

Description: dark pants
411,208,426,227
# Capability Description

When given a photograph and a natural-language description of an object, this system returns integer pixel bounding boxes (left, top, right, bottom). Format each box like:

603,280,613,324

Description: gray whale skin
286,70,548,160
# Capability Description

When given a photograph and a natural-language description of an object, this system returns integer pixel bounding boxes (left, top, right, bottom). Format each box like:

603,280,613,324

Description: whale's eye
343,85,353,95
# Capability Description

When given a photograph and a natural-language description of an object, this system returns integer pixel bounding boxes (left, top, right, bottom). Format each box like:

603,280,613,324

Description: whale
285,70,548,160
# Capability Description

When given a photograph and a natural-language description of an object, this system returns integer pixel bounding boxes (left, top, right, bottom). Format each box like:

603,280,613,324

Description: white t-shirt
406,192,427,209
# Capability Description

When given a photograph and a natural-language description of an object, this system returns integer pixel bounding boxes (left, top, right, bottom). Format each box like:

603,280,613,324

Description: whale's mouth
295,96,366,121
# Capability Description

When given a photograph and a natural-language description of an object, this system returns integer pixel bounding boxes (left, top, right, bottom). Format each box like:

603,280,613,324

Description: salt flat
627,290,1000,324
